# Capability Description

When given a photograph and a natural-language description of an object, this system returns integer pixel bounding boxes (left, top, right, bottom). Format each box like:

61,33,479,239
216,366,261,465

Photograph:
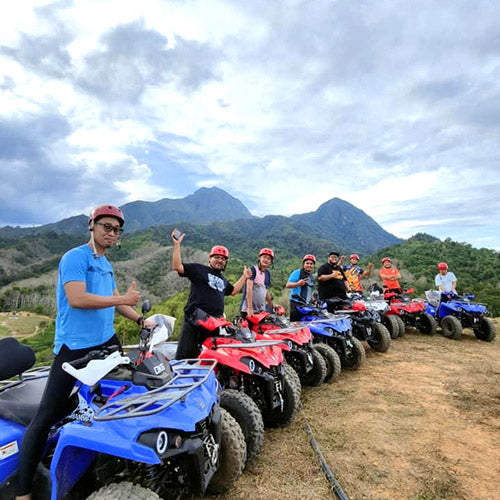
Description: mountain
292,198,399,253
0,190,403,306
0,187,253,239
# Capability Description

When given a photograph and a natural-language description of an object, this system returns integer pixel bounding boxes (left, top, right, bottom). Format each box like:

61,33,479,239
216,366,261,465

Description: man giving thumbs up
16,205,149,499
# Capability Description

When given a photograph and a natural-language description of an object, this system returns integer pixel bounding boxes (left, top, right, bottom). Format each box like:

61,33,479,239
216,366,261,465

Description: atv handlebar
68,345,121,369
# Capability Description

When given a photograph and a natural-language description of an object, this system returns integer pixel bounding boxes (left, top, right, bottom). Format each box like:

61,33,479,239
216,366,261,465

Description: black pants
16,335,120,496
175,320,210,360
289,301,302,322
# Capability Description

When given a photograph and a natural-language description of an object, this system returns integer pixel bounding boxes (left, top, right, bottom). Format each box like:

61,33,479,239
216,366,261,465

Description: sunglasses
95,222,123,235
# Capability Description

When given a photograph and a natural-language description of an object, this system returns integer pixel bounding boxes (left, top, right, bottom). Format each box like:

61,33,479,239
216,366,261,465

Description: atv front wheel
367,323,391,353
382,315,400,339
394,315,406,337
283,362,302,404
86,482,161,500
314,343,341,382
342,337,366,370
474,318,496,342
208,408,246,493
441,315,462,340
263,368,300,428
417,312,437,335
301,347,327,386
220,389,264,465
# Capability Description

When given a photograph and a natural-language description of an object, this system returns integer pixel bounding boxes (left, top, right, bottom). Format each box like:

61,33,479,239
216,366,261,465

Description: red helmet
438,262,448,271
259,248,274,259
381,257,391,263
89,205,124,227
209,245,229,259
350,254,360,260
302,254,316,263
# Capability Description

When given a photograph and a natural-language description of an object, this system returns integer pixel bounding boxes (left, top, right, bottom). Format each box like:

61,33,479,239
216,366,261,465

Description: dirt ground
214,320,500,500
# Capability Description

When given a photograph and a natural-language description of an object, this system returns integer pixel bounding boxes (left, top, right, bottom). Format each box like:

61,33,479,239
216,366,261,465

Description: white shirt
435,272,457,292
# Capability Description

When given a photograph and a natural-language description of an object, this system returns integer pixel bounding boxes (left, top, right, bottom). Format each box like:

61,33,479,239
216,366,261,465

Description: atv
324,294,391,353
368,283,403,339
155,310,300,464
244,307,335,386
291,297,365,371
425,291,496,341
0,307,246,499
383,286,437,337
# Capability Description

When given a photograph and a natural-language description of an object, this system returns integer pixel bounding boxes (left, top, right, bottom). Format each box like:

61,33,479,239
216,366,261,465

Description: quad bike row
2,284,495,499
368,283,496,342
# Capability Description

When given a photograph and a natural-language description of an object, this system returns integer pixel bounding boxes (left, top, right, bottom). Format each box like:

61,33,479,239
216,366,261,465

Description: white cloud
1,0,500,248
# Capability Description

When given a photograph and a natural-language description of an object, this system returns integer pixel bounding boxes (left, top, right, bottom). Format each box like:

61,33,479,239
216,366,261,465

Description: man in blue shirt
286,254,316,321
16,205,147,500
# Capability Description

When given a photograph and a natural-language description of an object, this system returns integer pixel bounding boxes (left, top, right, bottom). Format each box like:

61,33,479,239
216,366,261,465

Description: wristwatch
135,316,144,325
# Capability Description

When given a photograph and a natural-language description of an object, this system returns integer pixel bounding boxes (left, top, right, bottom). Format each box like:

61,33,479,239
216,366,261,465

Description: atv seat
0,337,36,380
0,376,49,427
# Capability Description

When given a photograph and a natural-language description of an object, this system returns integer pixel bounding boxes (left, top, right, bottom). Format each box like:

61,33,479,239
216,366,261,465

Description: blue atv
0,311,246,499
425,291,496,341
291,297,365,371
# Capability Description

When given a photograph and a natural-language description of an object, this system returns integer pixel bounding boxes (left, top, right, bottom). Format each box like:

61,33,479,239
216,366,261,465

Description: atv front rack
93,359,217,421
210,340,285,350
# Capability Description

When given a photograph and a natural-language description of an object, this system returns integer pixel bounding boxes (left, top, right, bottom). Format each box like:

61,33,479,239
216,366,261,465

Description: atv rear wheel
220,389,264,465
314,343,341,382
342,337,366,370
441,315,462,340
382,315,400,339
208,408,246,493
86,482,160,500
474,318,496,342
394,315,406,337
301,347,327,386
417,312,437,335
263,368,300,428
367,323,391,352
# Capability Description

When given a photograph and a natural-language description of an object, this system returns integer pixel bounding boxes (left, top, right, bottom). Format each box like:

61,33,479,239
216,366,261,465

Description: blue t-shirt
54,244,117,354
288,269,314,303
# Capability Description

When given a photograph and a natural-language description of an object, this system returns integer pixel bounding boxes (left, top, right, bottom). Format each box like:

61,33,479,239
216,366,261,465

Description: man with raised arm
171,229,251,359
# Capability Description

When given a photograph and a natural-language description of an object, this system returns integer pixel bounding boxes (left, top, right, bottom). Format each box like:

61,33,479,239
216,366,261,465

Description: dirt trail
215,322,500,500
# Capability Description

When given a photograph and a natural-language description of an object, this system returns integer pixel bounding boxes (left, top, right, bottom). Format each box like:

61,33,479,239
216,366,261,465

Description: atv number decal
153,362,166,375
0,440,19,460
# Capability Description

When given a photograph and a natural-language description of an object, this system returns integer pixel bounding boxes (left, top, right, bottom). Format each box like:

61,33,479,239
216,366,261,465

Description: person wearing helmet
171,228,251,359
343,254,373,293
435,262,457,293
317,251,351,301
240,248,274,317
16,205,149,500
378,257,401,290
286,254,316,321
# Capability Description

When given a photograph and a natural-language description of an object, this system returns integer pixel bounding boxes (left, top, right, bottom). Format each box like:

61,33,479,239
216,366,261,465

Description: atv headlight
241,356,257,372
288,340,294,350
156,430,168,454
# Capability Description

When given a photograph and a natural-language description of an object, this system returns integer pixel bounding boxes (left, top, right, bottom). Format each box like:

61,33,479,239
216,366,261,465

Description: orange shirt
379,267,400,289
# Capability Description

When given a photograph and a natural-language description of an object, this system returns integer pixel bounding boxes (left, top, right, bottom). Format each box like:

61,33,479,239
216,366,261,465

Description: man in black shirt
171,229,251,359
317,251,351,301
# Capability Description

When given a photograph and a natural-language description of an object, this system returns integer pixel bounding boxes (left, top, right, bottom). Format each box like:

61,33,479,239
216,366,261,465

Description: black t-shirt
180,263,234,317
317,262,347,300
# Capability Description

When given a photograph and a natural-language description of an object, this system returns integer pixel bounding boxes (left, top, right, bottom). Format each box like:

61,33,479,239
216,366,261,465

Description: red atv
245,307,341,385
193,312,301,464
384,286,437,336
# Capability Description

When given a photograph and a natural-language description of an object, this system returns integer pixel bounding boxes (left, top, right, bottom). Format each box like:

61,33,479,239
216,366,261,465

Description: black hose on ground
304,418,350,500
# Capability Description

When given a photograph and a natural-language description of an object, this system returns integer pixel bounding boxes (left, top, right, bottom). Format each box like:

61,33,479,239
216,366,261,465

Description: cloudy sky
1,0,499,249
